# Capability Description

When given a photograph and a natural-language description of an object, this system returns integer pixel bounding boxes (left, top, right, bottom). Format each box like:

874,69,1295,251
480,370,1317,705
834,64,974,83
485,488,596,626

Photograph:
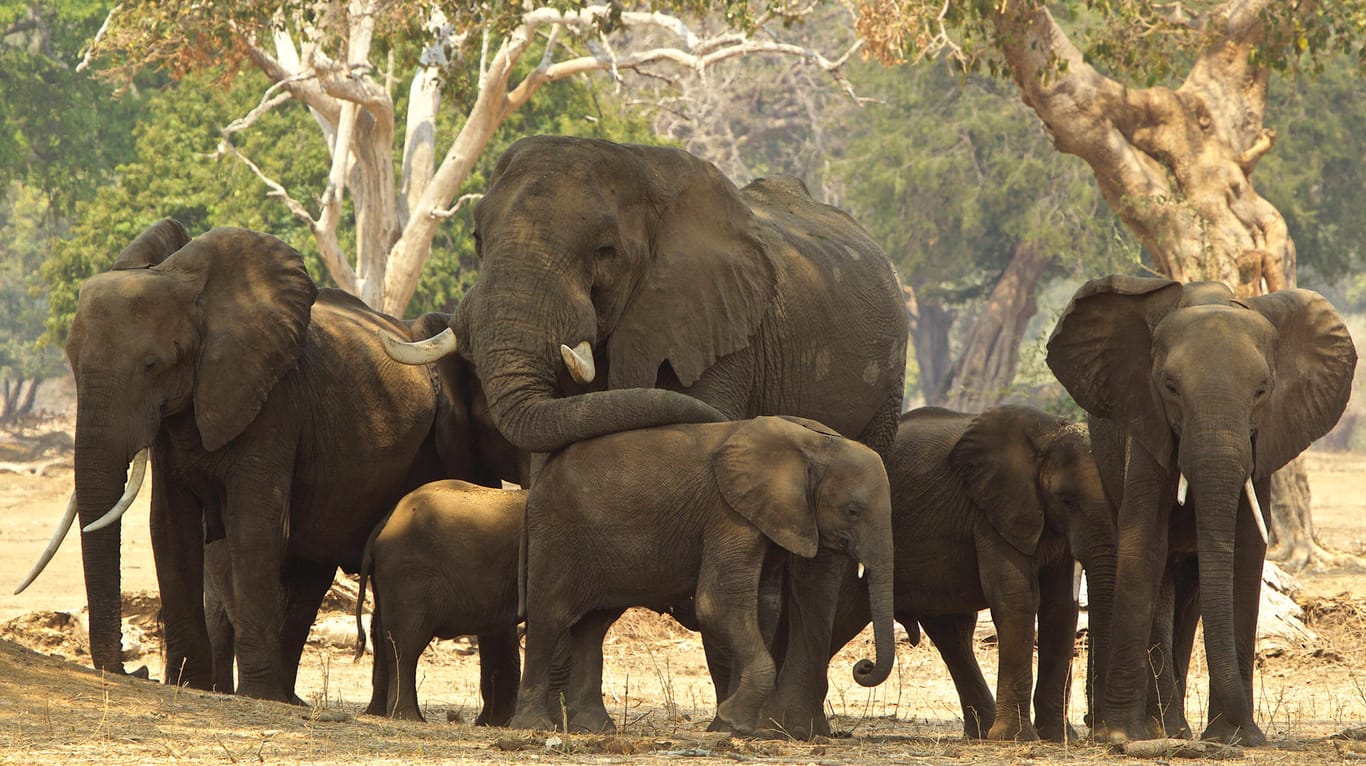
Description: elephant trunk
1185,437,1254,728
457,290,728,454
72,385,134,675
852,555,896,687
1079,540,1117,724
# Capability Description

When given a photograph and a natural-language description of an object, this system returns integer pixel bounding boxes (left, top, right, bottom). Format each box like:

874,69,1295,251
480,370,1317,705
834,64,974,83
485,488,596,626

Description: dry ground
0,421,1362,764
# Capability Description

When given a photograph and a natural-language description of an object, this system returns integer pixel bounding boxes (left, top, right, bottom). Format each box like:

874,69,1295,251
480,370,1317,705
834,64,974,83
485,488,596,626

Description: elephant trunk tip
852,657,893,688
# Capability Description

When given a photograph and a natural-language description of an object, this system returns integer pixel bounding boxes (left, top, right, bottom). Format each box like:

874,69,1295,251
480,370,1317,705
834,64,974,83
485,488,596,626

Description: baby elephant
356,480,524,723
509,416,898,736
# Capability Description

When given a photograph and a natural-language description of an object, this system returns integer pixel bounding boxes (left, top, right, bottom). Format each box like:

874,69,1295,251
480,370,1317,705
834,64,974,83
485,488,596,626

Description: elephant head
713,416,898,688
947,405,1119,718
389,135,770,452
40,220,317,675
1045,274,1356,738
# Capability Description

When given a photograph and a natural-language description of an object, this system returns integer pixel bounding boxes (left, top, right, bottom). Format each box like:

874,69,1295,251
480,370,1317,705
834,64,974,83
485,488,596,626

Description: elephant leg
565,609,623,734
1202,486,1268,746
1155,557,1198,739
919,613,994,739
1033,559,1079,743
363,603,390,717
149,470,212,691
706,553,790,732
700,553,773,737
986,594,1040,741
278,558,336,703
510,593,569,731
761,550,849,740
203,549,236,695
386,625,430,722
475,626,522,727
223,474,293,702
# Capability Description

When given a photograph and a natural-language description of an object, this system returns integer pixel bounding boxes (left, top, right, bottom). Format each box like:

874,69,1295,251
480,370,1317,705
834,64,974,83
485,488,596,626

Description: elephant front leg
698,551,774,737
986,597,1041,741
149,469,213,691
761,551,849,739
223,474,293,702
1033,559,1079,743
279,558,337,704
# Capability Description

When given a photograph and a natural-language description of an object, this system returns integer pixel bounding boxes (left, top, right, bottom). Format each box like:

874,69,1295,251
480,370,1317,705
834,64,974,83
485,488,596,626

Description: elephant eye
845,503,862,519
1164,377,1179,397
1253,380,1271,403
596,244,616,259
143,357,158,372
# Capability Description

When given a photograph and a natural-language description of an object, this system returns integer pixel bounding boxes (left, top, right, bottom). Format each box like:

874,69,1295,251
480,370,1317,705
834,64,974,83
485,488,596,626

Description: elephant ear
949,406,1063,556
714,416,822,558
1247,289,1358,477
1046,275,1184,469
607,149,777,390
111,219,192,270
158,227,318,451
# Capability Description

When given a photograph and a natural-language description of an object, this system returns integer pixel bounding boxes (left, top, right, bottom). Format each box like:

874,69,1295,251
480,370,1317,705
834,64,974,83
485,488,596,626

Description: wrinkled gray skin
62,220,519,701
355,481,525,724
830,406,1117,741
1047,276,1356,745
438,136,908,737
509,417,898,737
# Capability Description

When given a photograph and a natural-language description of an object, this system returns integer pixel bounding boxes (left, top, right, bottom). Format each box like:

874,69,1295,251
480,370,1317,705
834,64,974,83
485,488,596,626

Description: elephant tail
355,516,384,663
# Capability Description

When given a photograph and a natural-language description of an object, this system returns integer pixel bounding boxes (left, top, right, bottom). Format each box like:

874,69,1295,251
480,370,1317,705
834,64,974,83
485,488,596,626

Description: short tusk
1245,478,1269,544
14,492,78,594
81,448,150,533
1072,560,1084,604
1176,472,1188,506
560,341,596,385
857,562,866,579
380,327,457,365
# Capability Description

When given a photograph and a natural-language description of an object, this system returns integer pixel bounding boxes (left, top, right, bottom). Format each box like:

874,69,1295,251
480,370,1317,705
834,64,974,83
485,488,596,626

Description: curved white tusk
559,341,596,385
380,327,458,365
1176,472,1189,506
1245,478,1269,544
81,448,150,533
14,492,78,594
1072,560,1084,604
857,562,866,579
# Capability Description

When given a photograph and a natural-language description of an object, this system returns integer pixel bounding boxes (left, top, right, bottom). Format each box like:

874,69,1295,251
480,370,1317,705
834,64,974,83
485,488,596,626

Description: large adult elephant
1046,275,1356,745
387,135,908,737
19,220,519,702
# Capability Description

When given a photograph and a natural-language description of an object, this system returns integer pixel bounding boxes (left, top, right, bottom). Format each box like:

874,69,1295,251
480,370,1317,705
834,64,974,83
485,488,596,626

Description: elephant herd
18,135,1356,748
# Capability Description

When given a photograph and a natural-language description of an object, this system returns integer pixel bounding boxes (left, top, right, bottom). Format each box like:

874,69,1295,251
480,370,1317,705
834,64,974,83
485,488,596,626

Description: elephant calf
356,480,524,723
837,405,1117,742
510,416,898,737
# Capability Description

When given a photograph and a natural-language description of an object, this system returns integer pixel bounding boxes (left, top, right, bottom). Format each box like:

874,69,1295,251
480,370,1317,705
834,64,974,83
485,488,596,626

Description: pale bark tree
86,1,863,316
857,0,1361,570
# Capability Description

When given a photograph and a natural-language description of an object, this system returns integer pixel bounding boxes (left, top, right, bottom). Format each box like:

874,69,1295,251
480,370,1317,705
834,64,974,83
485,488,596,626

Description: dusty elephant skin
509,417,897,738
1046,275,1357,746
52,220,520,702
830,405,1116,743
355,480,525,724
387,135,909,737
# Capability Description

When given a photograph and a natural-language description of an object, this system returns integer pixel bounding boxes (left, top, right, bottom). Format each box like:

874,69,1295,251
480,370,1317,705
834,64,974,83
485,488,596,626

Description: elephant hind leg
279,558,338,704
475,627,522,726
564,609,624,734
1033,559,1079,743
920,613,995,739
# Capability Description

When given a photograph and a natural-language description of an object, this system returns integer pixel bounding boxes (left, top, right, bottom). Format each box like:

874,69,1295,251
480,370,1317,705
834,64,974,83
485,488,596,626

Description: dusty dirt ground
0,414,1363,764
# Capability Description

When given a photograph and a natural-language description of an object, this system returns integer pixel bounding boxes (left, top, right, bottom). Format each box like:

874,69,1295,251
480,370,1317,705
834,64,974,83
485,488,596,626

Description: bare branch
76,4,120,73
431,193,483,219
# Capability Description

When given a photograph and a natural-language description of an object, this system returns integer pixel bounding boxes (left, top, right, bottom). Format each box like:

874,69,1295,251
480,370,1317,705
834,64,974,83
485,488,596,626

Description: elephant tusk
14,491,78,594
81,448,150,533
1246,478,1269,544
560,341,596,385
380,327,458,365
857,562,866,579
1176,472,1188,506
1072,560,1084,604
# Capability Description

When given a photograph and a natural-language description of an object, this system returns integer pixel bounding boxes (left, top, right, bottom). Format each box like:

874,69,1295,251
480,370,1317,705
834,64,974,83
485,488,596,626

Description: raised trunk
72,396,130,674
852,563,896,687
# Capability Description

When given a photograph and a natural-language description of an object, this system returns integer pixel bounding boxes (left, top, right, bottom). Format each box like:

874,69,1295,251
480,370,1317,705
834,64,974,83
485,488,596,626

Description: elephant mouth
1173,470,1268,543
381,327,597,384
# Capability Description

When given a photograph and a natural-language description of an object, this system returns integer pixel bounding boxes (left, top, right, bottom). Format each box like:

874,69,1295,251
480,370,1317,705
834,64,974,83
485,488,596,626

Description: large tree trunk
903,284,953,407
940,242,1051,412
988,2,1350,571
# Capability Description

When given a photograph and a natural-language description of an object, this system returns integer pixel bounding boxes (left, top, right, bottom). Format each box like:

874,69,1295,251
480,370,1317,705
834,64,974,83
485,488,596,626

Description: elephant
1046,275,1357,745
17,219,520,702
827,405,1117,742
385,135,908,737
508,416,897,737
355,480,525,724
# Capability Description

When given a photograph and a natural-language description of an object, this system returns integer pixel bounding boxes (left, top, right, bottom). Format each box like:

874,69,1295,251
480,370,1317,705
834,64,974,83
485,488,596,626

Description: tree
82,1,863,317
0,183,64,422
854,0,1366,569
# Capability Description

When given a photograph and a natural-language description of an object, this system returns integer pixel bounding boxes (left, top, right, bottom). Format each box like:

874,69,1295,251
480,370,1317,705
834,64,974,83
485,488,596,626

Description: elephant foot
1201,718,1265,747
1146,712,1192,740
130,665,151,680
1035,719,1079,743
987,718,1039,742
567,711,616,734
234,681,295,703
388,705,426,722
508,710,555,732
362,701,388,717
962,707,994,739
1093,717,1150,745
706,715,734,733
475,707,516,727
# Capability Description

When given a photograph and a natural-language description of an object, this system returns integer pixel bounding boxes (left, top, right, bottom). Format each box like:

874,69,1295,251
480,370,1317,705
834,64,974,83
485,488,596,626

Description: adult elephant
18,220,519,702
386,135,908,737
1046,275,1356,745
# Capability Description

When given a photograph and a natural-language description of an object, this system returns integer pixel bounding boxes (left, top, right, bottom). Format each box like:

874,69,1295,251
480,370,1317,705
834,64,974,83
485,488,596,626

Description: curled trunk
853,563,896,687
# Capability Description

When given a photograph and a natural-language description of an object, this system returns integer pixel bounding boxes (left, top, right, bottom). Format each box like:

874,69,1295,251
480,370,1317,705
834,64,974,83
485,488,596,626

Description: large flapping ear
714,417,823,558
607,146,777,389
1046,275,1184,469
1247,289,1358,477
111,219,192,270
949,406,1064,556
158,227,318,451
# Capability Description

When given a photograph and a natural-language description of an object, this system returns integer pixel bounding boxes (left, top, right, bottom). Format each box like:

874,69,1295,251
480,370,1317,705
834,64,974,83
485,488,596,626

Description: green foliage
0,182,64,378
